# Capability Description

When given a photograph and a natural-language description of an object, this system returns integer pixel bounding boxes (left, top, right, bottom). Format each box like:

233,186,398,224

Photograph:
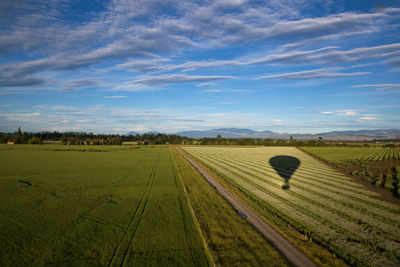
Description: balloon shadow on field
269,156,300,190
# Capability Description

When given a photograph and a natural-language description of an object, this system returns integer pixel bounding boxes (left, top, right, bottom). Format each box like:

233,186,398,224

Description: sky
0,0,400,134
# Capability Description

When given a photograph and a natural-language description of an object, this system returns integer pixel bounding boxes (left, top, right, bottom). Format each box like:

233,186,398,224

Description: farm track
176,148,316,267
108,165,157,267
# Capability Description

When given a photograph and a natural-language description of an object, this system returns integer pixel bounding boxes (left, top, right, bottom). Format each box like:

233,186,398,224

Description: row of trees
197,136,328,146
1,128,398,146
0,128,193,145
0,127,44,144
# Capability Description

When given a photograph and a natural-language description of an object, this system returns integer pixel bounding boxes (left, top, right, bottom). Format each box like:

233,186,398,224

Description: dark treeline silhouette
1,129,398,146
0,128,192,145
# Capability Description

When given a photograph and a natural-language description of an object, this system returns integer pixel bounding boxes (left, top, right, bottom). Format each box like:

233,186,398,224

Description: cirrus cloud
129,74,236,87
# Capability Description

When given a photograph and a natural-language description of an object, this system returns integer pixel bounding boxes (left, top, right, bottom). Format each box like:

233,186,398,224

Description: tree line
197,135,330,146
1,128,397,146
0,128,192,145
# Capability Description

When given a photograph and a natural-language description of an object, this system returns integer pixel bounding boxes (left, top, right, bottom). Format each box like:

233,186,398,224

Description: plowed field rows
183,146,400,266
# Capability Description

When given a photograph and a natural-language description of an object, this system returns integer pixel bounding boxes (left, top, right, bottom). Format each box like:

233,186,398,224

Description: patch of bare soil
301,149,400,207
336,161,400,205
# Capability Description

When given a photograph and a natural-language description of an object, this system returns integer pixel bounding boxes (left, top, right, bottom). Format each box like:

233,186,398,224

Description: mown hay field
0,145,210,266
182,146,400,266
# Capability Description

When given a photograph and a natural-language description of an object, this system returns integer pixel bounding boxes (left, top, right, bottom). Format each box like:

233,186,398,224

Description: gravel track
176,148,316,267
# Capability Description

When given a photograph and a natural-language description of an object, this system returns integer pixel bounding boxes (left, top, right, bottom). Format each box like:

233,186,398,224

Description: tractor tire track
177,194,197,266
119,168,156,267
108,162,158,267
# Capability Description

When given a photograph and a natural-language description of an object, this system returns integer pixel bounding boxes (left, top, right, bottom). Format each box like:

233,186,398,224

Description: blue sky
0,0,399,134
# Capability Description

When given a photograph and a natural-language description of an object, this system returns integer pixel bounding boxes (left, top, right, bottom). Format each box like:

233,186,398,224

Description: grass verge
171,147,289,266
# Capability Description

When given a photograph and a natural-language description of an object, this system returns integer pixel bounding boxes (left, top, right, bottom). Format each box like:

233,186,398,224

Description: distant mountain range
126,131,140,136
174,128,400,141
125,128,400,141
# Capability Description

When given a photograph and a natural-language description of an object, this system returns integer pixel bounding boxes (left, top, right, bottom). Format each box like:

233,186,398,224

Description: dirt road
177,148,316,267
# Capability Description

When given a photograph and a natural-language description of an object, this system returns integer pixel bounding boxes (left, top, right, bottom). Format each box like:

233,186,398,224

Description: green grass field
0,145,210,266
183,146,400,266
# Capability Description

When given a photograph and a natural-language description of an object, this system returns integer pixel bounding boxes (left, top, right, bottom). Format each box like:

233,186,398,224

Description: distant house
7,141,14,145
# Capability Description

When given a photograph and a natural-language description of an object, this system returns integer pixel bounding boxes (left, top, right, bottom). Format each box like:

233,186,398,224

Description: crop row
362,148,400,161
301,147,400,196
301,147,400,164
200,152,400,221
183,146,400,266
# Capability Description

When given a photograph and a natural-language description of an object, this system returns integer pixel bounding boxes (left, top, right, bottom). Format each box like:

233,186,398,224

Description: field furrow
201,152,400,231
183,146,400,266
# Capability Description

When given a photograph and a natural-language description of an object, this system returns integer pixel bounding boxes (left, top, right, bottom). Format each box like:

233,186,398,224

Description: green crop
0,145,210,266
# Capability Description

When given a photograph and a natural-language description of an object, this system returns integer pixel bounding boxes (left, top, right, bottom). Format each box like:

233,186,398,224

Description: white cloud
0,104,396,134
321,111,334,115
116,58,170,72
130,74,236,87
1,1,399,89
1,112,40,117
61,79,99,91
336,110,359,116
47,126,82,132
126,42,400,76
197,82,216,87
257,68,369,80
128,126,150,132
202,89,222,93
352,83,400,90
359,116,379,121
317,110,360,117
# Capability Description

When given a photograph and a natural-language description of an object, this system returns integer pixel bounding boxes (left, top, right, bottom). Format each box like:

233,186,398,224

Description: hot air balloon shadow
269,156,300,190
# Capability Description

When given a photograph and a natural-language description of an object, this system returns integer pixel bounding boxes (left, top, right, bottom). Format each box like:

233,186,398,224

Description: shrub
27,137,43,144
384,174,394,190
375,174,383,187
